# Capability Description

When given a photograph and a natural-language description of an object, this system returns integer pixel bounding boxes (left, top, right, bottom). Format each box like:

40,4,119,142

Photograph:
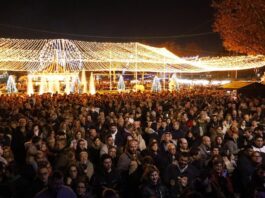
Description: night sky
0,0,225,56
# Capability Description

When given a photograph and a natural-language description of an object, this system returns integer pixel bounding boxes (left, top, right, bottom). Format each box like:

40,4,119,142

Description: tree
212,0,265,55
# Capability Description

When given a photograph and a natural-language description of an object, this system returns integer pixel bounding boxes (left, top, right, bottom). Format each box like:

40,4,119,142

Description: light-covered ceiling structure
0,38,264,73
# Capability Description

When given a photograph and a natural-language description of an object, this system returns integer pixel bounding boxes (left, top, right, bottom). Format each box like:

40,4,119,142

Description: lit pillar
27,74,34,95
89,72,96,95
48,78,53,93
55,78,60,94
81,69,87,93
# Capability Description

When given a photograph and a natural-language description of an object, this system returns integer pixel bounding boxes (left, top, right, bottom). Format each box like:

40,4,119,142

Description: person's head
149,141,159,152
117,117,124,127
33,124,40,136
142,165,160,185
202,136,211,148
244,145,254,157
55,137,67,150
163,132,172,143
178,174,189,188
105,135,114,146
243,128,252,138
48,171,64,191
127,139,138,154
41,141,48,152
46,136,56,149
10,120,17,129
50,112,58,121
215,135,223,145
101,154,112,172
225,114,232,121
244,114,250,122
75,131,82,140
200,111,208,121
161,120,167,128
18,118,27,127
190,148,200,160
102,188,119,198
77,139,87,150
93,137,102,148
1,146,13,163
229,126,239,139
178,153,189,169
38,164,50,185
254,136,264,148
74,120,81,128
110,124,117,134
216,126,223,134
87,115,92,122
75,179,88,197
68,164,78,179
252,120,258,128
240,120,246,128
256,165,265,181
167,143,176,155
212,159,224,175
212,115,218,122
211,146,220,156
251,151,263,165
142,156,154,167
149,167,160,185
108,146,117,158
179,138,189,150
89,128,97,138
125,123,134,133
79,151,89,163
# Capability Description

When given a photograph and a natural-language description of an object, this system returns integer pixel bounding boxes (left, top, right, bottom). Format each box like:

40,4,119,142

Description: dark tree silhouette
212,0,265,55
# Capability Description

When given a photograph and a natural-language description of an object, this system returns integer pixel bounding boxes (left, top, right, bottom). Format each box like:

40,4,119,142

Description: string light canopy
39,39,83,72
0,38,264,73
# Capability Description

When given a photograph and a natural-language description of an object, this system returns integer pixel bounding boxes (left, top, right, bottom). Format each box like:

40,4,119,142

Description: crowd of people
0,87,264,198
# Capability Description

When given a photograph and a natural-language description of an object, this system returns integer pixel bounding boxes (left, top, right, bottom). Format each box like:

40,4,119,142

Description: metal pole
163,56,166,90
135,43,138,91
109,51,112,91
113,70,116,84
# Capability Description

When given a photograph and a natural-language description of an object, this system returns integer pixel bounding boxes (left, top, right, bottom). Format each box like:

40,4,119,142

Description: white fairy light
0,38,263,73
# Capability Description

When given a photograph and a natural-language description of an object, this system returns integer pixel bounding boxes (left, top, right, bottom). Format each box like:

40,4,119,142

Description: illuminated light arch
39,39,83,72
